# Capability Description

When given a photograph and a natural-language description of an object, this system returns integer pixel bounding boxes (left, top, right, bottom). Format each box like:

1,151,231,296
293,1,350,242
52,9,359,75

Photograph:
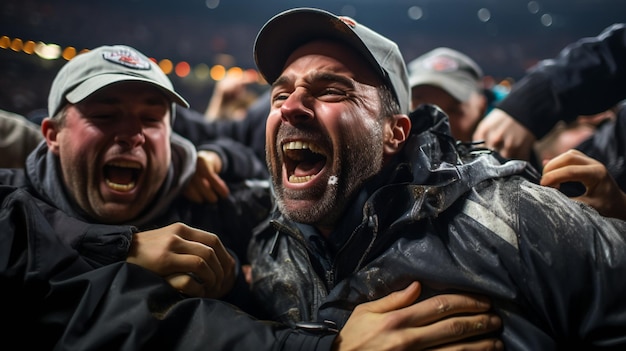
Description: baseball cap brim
65,74,189,107
409,72,476,102
254,8,384,86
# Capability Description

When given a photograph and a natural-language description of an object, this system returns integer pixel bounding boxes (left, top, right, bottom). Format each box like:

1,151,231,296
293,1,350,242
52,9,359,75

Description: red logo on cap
423,55,459,73
102,49,151,70
338,16,357,28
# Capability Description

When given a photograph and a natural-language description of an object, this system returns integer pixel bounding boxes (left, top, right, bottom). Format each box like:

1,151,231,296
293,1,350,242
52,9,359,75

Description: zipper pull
269,230,280,259
326,269,335,289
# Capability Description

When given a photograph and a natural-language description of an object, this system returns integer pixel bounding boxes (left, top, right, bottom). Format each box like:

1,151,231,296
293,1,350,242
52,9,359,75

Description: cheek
149,130,171,164
265,113,282,151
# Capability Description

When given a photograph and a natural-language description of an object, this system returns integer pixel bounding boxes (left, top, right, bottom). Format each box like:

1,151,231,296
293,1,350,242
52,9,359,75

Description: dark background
1,0,624,118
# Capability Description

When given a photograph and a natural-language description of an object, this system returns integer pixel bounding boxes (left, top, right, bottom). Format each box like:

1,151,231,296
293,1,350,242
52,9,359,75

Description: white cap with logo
47,45,188,117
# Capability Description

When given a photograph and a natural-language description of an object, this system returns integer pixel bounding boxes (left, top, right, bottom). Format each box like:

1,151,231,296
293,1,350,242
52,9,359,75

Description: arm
1,191,501,351
474,23,626,159
541,149,626,220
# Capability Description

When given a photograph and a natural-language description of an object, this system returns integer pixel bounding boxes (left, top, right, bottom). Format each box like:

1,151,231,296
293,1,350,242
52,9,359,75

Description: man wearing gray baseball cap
249,7,626,351
407,47,488,142
251,6,504,351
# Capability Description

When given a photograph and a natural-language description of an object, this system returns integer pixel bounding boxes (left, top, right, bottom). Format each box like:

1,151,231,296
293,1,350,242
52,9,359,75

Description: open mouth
103,160,142,192
282,141,327,184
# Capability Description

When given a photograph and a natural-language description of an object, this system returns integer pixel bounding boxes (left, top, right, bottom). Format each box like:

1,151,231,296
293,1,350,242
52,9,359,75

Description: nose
280,88,314,125
114,120,145,149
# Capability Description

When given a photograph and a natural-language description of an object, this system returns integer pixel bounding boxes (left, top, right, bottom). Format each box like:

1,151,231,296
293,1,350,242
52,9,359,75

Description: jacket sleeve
500,179,626,348
497,23,626,139
0,185,334,351
173,106,269,180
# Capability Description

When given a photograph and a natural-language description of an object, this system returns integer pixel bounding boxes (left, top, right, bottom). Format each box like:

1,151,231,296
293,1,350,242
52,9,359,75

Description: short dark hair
378,83,401,119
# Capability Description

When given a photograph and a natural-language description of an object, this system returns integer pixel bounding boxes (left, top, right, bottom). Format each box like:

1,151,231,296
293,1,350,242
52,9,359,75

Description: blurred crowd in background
1,0,624,118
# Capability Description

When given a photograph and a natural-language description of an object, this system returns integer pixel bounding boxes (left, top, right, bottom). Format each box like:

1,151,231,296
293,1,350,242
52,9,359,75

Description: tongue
294,159,324,177
105,166,134,185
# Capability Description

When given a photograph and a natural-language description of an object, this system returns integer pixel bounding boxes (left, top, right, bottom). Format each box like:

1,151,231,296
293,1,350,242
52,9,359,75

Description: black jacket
249,105,626,350
0,127,337,350
0,185,334,350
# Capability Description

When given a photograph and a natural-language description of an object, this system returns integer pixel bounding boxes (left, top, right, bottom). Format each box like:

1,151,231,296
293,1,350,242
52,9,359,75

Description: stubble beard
273,127,384,229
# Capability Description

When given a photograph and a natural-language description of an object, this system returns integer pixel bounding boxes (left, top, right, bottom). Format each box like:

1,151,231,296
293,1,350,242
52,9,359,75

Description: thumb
365,281,422,314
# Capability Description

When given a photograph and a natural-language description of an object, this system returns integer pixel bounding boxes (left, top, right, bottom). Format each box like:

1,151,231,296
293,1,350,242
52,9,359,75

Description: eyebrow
272,71,356,90
88,93,168,107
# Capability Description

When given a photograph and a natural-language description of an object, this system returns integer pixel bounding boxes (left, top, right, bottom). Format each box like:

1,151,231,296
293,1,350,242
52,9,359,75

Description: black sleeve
173,106,269,180
0,185,335,351
497,23,626,139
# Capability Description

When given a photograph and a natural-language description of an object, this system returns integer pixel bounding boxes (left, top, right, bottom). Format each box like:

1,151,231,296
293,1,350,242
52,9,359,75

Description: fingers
399,293,493,327
540,150,603,188
174,224,234,270
541,149,591,173
168,224,236,297
183,151,230,204
184,175,219,203
432,338,503,351
404,312,502,350
166,273,207,298
358,281,421,314
127,223,236,298
472,109,535,160
336,284,502,351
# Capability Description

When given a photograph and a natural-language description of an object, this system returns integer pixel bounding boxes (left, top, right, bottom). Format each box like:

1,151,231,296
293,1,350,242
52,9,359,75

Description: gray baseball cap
47,44,188,117
407,47,483,102
254,7,410,114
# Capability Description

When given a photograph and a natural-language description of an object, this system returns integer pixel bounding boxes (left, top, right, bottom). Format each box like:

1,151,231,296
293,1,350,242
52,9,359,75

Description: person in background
204,70,260,122
473,23,626,168
0,43,503,351
0,108,44,168
248,7,626,350
407,47,494,143
472,23,626,214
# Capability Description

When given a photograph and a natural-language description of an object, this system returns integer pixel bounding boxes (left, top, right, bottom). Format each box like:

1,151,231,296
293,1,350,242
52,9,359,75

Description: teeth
289,175,313,183
106,179,136,192
107,160,141,169
282,141,323,154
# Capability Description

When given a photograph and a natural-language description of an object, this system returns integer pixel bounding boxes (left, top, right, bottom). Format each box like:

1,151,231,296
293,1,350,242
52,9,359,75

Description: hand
541,149,626,220
473,108,536,161
126,222,236,298
205,72,258,121
184,150,230,203
334,282,503,351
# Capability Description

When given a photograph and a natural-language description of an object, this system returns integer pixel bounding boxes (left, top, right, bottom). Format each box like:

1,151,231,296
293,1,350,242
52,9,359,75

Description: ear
41,117,61,155
383,114,411,156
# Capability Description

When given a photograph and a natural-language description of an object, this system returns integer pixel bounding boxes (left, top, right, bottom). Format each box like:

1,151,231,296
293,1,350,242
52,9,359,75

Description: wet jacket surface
0,133,335,350
249,105,626,350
